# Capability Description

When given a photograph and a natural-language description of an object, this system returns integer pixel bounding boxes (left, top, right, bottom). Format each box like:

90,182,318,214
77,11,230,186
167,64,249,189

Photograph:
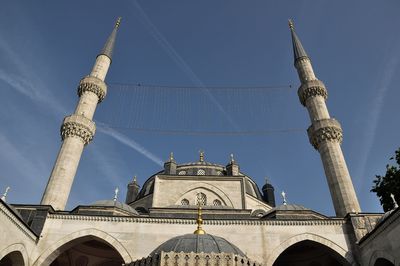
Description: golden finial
199,150,204,162
193,204,206,235
115,17,122,28
288,19,294,30
133,175,137,183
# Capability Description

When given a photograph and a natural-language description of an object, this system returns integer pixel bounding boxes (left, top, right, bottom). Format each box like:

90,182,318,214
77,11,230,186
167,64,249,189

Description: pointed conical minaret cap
99,17,122,62
288,19,309,63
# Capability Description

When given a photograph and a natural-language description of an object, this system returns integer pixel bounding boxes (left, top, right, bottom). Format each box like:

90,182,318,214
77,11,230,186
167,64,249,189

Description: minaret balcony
60,114,96,145
298,79,328,106
77,76,107,103
307,118,343,150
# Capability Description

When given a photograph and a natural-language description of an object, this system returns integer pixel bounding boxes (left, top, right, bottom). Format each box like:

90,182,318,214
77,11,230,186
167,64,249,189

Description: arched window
181,198,189,206
178,170,186,175
197,169,206,175
196,193,207,206
213,199,222,206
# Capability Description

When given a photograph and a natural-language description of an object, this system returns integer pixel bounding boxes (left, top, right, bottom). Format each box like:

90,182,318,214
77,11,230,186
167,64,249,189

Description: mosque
0,18,399,266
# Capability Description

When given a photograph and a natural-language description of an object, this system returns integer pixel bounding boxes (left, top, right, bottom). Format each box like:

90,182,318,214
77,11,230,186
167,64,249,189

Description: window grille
181,198,189,205
213,199,222,206
197,169,206,175
196,193,207,206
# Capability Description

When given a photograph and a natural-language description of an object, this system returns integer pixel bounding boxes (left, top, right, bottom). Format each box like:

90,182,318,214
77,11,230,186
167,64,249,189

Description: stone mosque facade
0,18,399,266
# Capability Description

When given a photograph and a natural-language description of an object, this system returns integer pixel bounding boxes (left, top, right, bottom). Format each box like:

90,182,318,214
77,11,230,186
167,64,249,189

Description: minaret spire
288,19,309,63
289,20,361,216
100,17,121,61
41,18,121,210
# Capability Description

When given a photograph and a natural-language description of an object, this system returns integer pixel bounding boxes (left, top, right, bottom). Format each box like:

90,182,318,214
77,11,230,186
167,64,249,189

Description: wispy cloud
0,133,42,187
97,124,164,167
130,1,239,130
0,39,67,116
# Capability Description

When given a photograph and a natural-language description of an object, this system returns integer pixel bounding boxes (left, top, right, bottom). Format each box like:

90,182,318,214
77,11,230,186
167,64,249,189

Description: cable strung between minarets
288,20,361,217
41,18,121,210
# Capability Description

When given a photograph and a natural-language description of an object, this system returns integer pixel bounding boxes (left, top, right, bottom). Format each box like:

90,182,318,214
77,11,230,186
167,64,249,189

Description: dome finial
199,150,204,162
281,191,287,205
194,203,206,235
133,175,137,183
169,152,174,162
1,186,10,202
230,153,235,163
113,187,119,202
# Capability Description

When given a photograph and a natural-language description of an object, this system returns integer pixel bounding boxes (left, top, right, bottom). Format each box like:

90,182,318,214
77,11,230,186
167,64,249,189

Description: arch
33,228,132,266
267,233,353,266
176,182,234,207
369,250,396,266
0,243,29,266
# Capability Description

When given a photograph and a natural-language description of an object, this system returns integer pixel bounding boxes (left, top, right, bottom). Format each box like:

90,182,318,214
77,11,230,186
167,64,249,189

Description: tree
371,148,400,212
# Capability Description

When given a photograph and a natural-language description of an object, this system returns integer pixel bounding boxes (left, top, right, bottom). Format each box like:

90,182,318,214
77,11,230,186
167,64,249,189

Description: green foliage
371,148,400,212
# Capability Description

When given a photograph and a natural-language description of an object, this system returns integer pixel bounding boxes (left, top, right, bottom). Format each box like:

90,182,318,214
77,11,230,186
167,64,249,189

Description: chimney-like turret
262,178,276,207
226,154,240,176
125,176,140,204
164,152,177,175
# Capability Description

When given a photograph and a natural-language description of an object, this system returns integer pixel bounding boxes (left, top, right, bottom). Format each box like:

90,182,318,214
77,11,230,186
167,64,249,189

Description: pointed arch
369,250,396,266
0,243,29,266
266,233,354,265
176,182,234,207
33,228,132,266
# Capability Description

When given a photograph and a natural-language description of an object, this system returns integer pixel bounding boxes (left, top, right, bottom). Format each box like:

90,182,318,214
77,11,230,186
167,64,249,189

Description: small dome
274,204,309,211
150,234,245,257
91,200,139,215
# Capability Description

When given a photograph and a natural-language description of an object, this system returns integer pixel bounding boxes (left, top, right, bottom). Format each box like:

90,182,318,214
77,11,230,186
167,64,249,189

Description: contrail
0,39,67,116
130,1,240,130
356,45,400,183
97,123,164,167
0,38,162,168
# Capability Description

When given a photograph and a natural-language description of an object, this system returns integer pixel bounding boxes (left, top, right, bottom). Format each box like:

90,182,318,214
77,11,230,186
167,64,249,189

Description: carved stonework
127,251,261,266
77,76,107,103
298,80,328,106
308,126,343,150
60,115,95,145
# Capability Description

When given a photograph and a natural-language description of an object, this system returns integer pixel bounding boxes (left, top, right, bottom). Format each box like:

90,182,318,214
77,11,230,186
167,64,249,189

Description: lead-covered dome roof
150,234,245,257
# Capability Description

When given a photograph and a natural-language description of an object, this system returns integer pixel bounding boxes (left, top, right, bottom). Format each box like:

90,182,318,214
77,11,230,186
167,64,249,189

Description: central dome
150,234,245,257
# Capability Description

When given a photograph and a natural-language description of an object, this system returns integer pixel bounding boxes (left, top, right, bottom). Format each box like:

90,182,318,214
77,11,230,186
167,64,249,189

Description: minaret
41,18,121,210
289,20,361,217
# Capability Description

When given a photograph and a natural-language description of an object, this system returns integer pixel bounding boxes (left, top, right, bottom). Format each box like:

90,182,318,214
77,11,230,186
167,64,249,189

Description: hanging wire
96,83,301,136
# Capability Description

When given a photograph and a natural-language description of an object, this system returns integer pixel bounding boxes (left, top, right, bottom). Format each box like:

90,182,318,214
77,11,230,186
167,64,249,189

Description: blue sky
0,1,399,215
